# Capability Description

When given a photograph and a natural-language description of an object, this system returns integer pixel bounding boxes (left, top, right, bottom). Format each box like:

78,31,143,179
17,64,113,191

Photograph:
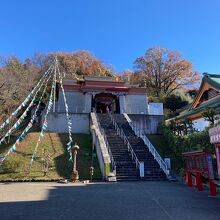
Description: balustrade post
139,162,145,177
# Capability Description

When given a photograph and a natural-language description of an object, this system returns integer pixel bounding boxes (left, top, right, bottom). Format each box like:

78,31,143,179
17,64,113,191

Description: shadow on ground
1,181,220,220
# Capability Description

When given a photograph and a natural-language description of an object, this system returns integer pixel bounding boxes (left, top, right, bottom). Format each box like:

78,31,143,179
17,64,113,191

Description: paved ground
0,181,220,220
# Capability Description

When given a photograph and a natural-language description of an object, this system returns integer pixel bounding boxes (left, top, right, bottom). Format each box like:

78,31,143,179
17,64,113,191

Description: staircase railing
94,113,116,175
129,122,169,176
109,114,144,177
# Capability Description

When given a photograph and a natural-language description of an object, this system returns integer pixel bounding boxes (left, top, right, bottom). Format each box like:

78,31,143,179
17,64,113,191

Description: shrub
160,123,213,174
0,158,22,174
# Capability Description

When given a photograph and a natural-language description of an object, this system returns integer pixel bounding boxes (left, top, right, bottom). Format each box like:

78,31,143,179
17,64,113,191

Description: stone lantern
72,143,80,182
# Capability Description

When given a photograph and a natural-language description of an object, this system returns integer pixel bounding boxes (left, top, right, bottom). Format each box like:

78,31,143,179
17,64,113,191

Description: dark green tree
164,94,188,112
202,108,218,125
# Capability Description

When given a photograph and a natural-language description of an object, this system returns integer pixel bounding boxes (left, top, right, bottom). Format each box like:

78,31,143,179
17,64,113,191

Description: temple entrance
94,93,120,113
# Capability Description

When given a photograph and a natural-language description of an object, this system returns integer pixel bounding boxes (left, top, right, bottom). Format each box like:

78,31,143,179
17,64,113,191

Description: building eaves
172,96,220,120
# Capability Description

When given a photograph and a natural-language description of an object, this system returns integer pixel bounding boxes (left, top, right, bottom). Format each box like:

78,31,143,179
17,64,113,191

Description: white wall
45,113,90,133
56,91,89,113
128,114,164,134
125,94,148,114
119,95,126,113
84,93,92,113
56,90,152,115
148,103,164,115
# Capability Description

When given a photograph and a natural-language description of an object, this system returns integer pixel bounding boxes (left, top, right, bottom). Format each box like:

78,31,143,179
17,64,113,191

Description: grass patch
0,132,102,181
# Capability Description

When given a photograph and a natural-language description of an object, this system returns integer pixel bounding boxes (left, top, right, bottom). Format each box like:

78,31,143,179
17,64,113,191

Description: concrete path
0,181,220,220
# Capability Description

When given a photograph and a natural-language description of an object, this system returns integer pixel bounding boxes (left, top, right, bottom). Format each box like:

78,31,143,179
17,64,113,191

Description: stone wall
90,113,111,180
128,114,164,134
44,113,90,133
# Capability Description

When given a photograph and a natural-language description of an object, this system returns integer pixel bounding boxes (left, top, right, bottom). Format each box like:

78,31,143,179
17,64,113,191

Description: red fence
183,150,217,196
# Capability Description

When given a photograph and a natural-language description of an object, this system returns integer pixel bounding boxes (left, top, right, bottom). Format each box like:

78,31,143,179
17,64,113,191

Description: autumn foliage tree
133,47,201,97
48,51,114,78
0,48,201,125
118,69,141,85
0,51,114,125
0,56,40,117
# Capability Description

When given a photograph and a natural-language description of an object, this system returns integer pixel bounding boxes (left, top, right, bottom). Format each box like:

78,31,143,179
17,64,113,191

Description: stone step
97,113,166,181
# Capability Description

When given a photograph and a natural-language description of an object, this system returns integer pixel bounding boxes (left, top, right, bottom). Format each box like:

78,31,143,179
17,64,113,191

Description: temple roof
204,73,220,89
170,73,220,121
84,76,117,82
61,76,147,95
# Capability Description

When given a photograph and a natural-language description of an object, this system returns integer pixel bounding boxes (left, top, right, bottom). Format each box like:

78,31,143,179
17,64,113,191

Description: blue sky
1,0,220,73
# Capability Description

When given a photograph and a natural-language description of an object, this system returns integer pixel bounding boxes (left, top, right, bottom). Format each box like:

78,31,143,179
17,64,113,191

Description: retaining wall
128,114,164,134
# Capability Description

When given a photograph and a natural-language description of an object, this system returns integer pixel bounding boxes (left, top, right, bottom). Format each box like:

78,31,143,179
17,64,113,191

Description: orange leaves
133,47,201,96
48,51,113,78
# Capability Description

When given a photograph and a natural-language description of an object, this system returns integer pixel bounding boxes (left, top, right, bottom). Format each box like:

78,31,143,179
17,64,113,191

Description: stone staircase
97,113,166,181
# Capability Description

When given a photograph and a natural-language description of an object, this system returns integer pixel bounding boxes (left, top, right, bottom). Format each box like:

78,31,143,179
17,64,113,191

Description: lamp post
72,143,80,182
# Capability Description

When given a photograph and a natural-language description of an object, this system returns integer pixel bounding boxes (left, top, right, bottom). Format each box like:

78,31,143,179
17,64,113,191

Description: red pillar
209,179,217,196
186,171,192,187
196,171,203,191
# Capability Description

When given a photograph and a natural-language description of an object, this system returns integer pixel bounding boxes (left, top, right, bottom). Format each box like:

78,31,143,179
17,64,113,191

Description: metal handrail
94,113,116,174
109,114,144,177
130,122,169,176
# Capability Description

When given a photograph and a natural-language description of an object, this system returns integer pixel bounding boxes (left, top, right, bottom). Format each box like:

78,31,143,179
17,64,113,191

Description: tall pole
53,59,57,113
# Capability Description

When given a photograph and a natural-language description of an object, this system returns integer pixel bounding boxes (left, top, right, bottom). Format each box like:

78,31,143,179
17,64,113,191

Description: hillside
0,132,101,181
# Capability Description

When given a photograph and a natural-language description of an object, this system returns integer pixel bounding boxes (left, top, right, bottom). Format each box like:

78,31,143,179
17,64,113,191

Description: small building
46,76,164,134
170,73,220,131
56,76,150,114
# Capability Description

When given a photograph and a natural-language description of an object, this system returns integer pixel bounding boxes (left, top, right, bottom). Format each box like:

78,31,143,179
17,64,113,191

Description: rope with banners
0,65,53,131
0,66,54,145
0,68,53,163
53,63,57,112
29,66,56,169
55,58,73,161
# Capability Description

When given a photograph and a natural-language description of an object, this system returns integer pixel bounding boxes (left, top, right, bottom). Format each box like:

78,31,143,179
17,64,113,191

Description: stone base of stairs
107,173,117,182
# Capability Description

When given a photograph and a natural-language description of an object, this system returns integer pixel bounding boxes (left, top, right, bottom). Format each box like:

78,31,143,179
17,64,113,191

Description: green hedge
160,124,214,174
